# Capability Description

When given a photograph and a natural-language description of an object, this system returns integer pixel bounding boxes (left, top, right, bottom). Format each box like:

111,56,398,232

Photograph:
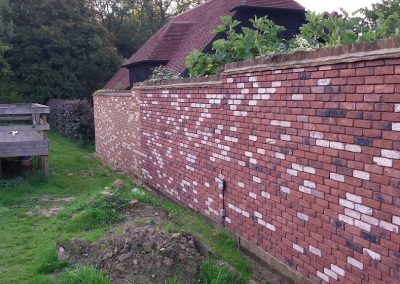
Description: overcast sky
296,0,382,13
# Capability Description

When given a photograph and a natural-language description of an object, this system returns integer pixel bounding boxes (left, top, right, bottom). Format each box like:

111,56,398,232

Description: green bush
199,259,243,284
186,1,400,77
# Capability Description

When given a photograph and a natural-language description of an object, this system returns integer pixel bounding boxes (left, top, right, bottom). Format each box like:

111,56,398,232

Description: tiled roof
103,67,130,90
104,0,304,89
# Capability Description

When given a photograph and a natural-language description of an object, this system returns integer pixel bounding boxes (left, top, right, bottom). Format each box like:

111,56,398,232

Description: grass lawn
0,133,251,284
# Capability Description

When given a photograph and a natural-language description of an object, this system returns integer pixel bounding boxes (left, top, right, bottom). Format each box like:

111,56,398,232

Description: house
103,0,306,90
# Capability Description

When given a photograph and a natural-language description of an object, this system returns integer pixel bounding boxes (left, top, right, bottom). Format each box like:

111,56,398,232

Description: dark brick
299,72,311,80
361,231,378,243
333,158,347,166
355,136,373,146
281,148,293,155
286,259,294,267
335,220,345,229
316,109,331,117
345,240,363,253
329,109,346,118
304,138,310,145
325,86,340,94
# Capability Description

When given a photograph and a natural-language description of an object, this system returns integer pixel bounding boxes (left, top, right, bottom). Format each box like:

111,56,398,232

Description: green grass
0,132,251,283
59,267,110,284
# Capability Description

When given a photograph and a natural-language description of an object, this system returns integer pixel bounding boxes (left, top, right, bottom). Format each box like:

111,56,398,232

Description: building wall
93,91,141,179
94,39,400,284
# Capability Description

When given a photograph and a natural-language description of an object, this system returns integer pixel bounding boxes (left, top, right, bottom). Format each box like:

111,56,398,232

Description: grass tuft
199,259,244,284
59,266,110,284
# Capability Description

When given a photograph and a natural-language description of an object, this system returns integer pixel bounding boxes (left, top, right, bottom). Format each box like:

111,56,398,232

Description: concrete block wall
94,39,400,283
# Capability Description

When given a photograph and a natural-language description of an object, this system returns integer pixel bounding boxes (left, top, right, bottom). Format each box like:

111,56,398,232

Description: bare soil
58,203,209,284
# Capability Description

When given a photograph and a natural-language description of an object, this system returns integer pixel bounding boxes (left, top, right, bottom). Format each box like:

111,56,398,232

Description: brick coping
94,89,132,96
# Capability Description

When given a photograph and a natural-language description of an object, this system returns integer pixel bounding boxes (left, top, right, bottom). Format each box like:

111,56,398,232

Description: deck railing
0,103,50,177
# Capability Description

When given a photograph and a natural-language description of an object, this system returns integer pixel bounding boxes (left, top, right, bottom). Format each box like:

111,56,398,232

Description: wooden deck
0,103,50,177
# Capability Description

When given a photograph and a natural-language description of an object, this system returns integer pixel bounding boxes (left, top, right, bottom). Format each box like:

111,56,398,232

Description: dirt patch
26,195,76,217
59,225,208,283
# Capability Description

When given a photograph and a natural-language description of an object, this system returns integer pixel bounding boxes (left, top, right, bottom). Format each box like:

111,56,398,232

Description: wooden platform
0,103,50,177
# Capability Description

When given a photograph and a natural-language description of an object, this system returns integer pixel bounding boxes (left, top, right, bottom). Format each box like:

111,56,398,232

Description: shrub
186,1,400,77
47,99,94,145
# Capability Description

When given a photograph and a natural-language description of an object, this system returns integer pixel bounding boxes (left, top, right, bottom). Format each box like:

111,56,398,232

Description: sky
296,0,382,13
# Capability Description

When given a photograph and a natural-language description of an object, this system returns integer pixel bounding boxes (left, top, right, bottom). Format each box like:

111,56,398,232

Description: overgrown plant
149,65,182,81
186,1,400,77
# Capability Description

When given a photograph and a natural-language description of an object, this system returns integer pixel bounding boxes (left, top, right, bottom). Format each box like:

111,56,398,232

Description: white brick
331,264,345,277
330,141,344,150
238,182,245,188
354,220,371,231
292,163,303,171
297,212,309,221
393,123,400,131
275,152,285,160
249,76,257,82
317,271,330,283
347,257,363,270
249,100,257,106
280,186,291,194
316,139,330,147
353,170,370,181
293,243,304,253
261,94,270,100
299,185,312,194
318,78,332,86
304,180,316,189
345,144,362,153
292,94,304,100
355,204,373,215
254,211,262,218
272,81,282,87
373,157,393,167
227,78,234,83
287,169,298,176
363,248,381,261
257,148,266,155
338,214,354,225
339,199,354,209
262,191,271,199
266,88,276,94
393,216,400,226
381,149,400,159
346,193,362,203
253,176,261,184
271,120,291,127
304,166,316,174
330,173,345,182
324,268,338,280
361,214,379,226
245,151,253,157
280,134,291,141
266,223,275,231
241,210,250,218
395,104,400,112
241,88,249,94
258,88,267,94
310,131,324,139
344,208,360,219
237,83,245,88
249,192,257,199
249,135,257,141
309,245,321,257
380,220,399,233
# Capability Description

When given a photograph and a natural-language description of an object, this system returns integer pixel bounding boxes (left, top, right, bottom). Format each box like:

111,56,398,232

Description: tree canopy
0,0,205,103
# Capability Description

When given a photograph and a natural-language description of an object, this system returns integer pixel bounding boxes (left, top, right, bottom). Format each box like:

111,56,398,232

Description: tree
6,0,121,103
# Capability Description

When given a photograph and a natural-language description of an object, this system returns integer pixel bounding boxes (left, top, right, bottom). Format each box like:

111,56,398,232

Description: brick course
94,41,400,284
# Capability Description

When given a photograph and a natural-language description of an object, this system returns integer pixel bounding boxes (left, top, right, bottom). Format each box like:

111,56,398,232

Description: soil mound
58,204,209,284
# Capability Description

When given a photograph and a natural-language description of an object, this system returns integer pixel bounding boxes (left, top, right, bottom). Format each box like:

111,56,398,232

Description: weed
199,259,244,284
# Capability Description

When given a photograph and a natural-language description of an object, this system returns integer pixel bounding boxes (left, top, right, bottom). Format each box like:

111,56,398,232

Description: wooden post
41,156,49,177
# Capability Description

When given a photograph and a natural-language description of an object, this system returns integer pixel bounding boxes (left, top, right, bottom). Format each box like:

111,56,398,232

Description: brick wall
94,39,400,284
93,90,141,179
